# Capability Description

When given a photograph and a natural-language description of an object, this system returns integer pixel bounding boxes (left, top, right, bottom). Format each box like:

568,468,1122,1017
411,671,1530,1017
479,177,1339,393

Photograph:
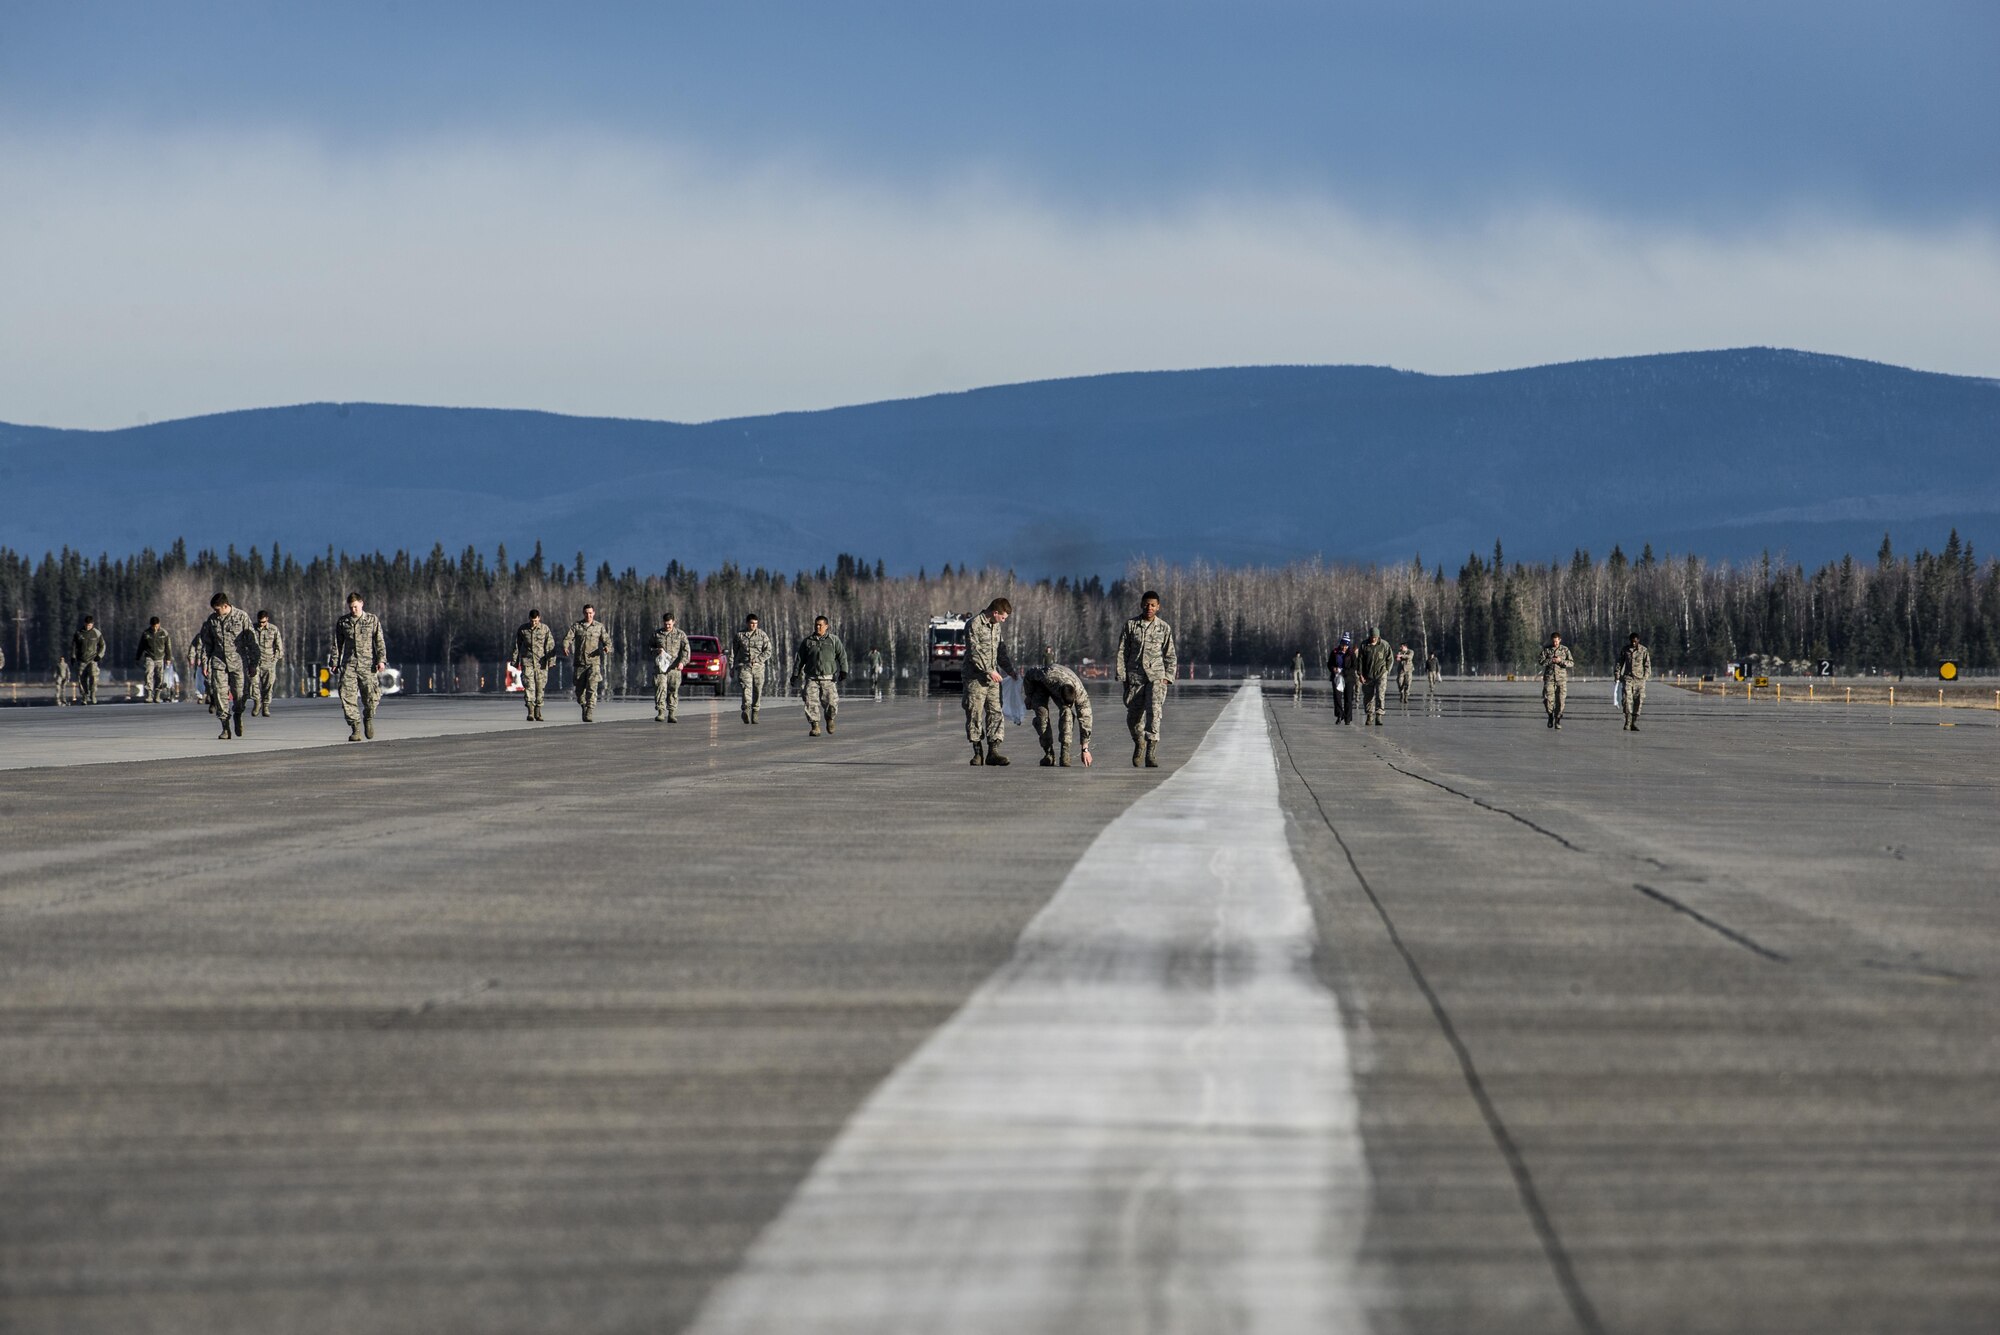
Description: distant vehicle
927,614,970,691
685,635,730,695
307,662,402,696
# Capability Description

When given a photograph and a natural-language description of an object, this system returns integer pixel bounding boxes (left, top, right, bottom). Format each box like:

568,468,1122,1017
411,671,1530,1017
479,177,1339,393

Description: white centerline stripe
687,685,1372,1334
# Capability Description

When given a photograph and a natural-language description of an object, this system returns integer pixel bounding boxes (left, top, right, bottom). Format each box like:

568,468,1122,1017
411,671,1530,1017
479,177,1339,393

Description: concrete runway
2,681,1996,1332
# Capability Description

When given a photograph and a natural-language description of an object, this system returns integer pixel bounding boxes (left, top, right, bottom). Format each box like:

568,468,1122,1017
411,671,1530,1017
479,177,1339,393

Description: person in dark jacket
1326,634,1356,725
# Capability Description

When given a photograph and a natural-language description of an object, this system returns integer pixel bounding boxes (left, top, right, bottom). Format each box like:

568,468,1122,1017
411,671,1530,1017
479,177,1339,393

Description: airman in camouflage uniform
1617,632,1652,731
963,598,1015,765
249,611,284,716
136,617,173,702
733,614,775,724
867,648,885,698
334,592,388,740
54,656,71,705
1025,659,1093,767
792,615,851,736
71,617,105,704
1539,633,1575,729
1292,652,1305,690
1393,644,1415,705
650,612,692,722
1116,591,1177,767
1426,651,1442,685
1356,628,1394,726
193,592,254,738
562,604,611,723
512,610,557,721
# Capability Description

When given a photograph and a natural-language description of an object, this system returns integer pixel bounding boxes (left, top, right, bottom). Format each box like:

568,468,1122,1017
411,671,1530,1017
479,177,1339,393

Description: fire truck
926,613,971,691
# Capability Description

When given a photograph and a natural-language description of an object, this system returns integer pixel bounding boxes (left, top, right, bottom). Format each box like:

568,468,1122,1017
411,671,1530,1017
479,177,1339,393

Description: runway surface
3,681,1996,1332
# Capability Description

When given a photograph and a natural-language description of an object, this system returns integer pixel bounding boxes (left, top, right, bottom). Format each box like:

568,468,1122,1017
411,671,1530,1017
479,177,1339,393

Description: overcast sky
4,0,1995,429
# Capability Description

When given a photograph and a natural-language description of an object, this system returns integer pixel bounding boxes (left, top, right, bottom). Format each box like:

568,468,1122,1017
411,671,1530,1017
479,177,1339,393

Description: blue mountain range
4,348,1995,575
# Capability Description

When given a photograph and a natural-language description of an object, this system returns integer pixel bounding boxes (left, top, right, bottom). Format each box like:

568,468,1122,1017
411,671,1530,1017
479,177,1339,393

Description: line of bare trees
3,534,1994,694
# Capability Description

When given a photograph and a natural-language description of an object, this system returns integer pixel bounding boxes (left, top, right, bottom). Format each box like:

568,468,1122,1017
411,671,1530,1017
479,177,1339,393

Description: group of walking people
1308,627,1653,732
35,590,1657,754
1321,628,1415,726
187,591,375,740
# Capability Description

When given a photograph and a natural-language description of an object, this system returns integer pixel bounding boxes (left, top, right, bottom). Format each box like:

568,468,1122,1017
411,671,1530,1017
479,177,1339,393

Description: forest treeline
1,535,1993,690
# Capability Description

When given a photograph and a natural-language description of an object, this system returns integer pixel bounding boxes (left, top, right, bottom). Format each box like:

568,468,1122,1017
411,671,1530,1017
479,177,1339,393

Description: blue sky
3,1,1996,427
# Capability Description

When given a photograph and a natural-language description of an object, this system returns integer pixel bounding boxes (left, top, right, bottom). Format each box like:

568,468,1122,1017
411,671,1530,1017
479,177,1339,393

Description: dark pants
1333,678,1354,723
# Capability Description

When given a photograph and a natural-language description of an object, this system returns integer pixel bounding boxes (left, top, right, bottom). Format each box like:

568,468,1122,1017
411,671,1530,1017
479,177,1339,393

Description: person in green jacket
792,615,851,736
136,618,173,702
71,616,106,704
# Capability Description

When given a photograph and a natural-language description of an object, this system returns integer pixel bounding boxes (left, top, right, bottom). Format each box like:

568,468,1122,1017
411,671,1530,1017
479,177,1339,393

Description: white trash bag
1001,673,1027,725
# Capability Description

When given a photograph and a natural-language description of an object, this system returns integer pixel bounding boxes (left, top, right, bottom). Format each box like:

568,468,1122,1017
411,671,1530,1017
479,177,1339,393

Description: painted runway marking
688,685,1372,1334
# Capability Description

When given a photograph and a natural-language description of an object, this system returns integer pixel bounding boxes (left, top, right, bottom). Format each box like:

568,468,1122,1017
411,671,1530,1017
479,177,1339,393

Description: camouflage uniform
962,611,1014,754
563,618,612,721
1024,663,1093,765
649,625,691,721
867,648,885,696
1116,613,1177,764
1356,635,1393,725
1426,652,1442,685
1393,647,1415,704
792,630,850,734
71,626,105,704
136,626,173,702
512,620,557,720
193,608,254,735
1292,653,1304,688
734,627,774,722
1539,642,1576,727
54,656,70,705
1617,640,1653,730
250,621,285,715
334,609,387,738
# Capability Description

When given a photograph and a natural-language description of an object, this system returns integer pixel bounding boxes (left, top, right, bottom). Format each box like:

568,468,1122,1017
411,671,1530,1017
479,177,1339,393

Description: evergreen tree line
1,534,1992,691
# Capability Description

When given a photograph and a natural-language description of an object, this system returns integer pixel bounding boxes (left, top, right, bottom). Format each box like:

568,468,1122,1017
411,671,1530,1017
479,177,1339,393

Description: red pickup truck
684,635,731,695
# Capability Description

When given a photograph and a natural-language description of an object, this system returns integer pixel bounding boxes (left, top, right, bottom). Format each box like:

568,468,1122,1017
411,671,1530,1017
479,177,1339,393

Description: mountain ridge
5,348,1996,575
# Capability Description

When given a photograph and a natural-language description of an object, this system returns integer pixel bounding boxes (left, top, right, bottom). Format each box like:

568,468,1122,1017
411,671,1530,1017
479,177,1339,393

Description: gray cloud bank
3,132,1996,429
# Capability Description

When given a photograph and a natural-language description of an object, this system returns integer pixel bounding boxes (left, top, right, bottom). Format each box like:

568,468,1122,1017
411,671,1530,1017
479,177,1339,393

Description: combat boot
985,743,1010,766
751,708,760,724
348,724,362,742
824,717,834,735
1039,751,1056,767
232,707,245,737
363,714,375,740
1144,740,1159,768
218,724,233,740
970,746,985,766
1059,749,1073,767
809,723,821,736
1132,739,1144,767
